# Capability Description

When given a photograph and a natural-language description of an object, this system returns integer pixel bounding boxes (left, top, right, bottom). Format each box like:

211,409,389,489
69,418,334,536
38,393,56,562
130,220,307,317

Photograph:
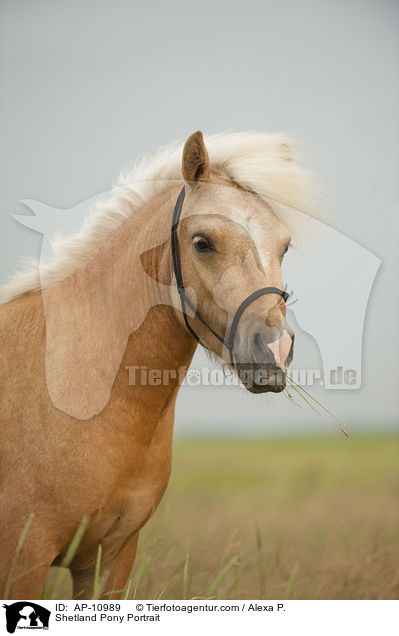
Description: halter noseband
171,185,289,365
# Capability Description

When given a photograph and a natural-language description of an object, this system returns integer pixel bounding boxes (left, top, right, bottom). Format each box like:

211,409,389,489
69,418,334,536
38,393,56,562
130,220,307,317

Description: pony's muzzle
233,321,294,393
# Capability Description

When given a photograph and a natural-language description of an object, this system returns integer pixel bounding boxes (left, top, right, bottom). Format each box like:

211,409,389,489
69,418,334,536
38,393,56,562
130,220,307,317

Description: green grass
45,434,399,599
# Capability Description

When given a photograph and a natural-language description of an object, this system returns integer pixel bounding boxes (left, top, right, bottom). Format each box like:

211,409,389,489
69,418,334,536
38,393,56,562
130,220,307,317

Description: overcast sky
0,0,398,436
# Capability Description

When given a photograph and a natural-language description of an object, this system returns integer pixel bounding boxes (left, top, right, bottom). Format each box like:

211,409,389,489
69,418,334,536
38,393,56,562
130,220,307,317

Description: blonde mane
0,131,317,304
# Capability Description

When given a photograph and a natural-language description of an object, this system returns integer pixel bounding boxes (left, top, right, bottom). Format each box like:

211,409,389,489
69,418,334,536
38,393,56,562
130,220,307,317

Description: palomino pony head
172,131,294,393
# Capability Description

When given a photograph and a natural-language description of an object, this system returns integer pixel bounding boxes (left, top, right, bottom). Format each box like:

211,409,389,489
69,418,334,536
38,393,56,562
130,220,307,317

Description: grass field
45,435,399,599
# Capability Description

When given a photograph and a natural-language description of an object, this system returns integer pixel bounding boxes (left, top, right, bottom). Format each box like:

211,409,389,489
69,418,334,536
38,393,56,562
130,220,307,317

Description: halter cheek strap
171,185,289,365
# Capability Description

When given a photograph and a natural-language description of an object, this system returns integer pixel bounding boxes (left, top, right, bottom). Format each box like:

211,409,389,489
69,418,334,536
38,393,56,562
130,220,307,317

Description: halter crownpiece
171,185,289,366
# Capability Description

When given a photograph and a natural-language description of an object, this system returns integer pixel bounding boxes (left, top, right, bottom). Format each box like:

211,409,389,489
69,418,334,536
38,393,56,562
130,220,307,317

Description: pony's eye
193,236,213,253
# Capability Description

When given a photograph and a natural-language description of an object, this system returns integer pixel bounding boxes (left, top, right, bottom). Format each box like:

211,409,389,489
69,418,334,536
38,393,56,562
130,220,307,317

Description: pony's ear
182,131,210,183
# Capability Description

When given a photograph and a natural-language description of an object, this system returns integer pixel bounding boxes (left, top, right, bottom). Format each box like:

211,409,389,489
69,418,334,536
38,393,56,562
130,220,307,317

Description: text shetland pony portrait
0,131,315,599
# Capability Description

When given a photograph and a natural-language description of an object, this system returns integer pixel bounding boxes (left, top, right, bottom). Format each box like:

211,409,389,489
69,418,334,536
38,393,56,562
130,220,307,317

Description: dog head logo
2,602,50,633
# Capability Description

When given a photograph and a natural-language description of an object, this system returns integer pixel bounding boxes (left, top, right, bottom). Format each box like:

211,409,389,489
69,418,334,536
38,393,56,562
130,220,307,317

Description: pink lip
267,331,292,371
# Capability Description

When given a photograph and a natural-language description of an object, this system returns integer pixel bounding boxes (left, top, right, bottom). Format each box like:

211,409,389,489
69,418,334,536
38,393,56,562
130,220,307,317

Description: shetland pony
0,131,315,598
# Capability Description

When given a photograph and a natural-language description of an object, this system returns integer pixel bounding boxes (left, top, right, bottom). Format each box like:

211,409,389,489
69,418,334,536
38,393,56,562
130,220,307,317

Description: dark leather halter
171,185,289,365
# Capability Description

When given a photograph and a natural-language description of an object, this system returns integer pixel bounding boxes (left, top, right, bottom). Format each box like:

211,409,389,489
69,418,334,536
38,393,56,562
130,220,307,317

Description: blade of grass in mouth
286,376,349,438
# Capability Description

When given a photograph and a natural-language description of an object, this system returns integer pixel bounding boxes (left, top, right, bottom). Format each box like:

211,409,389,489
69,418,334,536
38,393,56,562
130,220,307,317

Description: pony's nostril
252,332,275,362
254,333,263,349
251,329,293,369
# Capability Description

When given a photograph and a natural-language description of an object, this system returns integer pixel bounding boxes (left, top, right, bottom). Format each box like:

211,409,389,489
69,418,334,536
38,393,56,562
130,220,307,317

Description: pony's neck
113,185,198,418
120,303,196,420
42,183,196,421
122,183,198,365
